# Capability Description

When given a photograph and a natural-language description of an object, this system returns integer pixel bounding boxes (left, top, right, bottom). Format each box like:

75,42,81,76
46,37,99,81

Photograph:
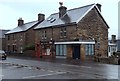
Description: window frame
42,30,47,39
60,27,67,38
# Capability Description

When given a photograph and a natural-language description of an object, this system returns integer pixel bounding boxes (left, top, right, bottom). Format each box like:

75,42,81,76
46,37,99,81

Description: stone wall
5,27,35,53
77,7,108,57
5,32,25,53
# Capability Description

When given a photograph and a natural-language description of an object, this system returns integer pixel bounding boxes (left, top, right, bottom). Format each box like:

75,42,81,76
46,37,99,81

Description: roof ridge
23,20,37,25
51,3,95,15
0,29,10,31
67,3,95,12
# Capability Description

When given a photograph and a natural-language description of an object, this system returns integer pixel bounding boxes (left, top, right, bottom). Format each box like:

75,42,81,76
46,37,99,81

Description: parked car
0,50,7,60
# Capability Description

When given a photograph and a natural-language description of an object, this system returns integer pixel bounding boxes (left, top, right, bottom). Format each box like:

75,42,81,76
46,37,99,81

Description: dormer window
50,19,56,23
47,17,53,21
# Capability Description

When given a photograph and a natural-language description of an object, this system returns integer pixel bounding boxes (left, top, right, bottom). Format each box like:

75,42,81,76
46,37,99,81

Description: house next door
73,44,80,59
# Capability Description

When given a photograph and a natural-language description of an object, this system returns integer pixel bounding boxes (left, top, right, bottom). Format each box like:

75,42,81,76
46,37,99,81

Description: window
63,27,66,37
26,33,29,41
8,45,10,51
85,44,94,55
60,27,67,38
12,45,15,52
13,34,15,40
20,46,23,53
50,19,56,23
47,17,53,21
12,45,17,52
20,34,23,38
56,45,67,56
108,46,110,52
42,31,47,39
111,46,116,52
97,42,100,48
8,35,10,40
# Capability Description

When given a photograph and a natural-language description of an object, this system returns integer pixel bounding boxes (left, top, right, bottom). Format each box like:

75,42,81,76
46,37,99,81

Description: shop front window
56,45,67,56
85,44,94,56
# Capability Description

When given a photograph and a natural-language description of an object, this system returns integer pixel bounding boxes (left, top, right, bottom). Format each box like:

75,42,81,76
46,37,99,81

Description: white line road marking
41,69,45,71
61,64,92,69
22,72,66,79
48,70,54,72
80,66,92,68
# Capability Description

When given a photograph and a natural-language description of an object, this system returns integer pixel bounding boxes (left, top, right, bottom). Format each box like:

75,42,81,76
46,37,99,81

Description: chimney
96,3,102,12
59,2,67,18
38,13,45,22
18,18,24,26
111,35,116,43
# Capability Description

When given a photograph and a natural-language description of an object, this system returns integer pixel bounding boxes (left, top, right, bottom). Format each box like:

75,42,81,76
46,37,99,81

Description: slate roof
35,3,107,29
6,21,38,34
0,29,10,38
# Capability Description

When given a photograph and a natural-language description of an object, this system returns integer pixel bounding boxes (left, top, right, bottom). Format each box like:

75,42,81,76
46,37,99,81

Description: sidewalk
7,55,102,67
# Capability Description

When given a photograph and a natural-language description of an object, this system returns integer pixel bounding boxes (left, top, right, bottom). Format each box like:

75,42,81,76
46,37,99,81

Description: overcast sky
118,1,120,39
0,0,119,39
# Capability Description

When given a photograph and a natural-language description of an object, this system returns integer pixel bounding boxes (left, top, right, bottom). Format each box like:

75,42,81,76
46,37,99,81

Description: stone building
0,29,10,51
34,3,109,60
5,13,45,54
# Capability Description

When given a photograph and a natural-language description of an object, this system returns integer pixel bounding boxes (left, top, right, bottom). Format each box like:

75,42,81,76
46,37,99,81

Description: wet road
1,57,119,80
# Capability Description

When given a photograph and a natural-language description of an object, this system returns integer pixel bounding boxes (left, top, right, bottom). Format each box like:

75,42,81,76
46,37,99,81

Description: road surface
1,56,119,80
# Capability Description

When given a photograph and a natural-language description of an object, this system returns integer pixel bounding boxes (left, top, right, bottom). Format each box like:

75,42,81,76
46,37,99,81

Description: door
73,44,80,59
46,48,50,55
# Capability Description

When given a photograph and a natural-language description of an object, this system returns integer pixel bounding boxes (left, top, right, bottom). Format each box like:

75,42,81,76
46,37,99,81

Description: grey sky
0,0,119,39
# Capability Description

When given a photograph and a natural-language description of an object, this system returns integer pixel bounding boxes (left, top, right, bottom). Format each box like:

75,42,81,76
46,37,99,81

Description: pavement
7,55,100,65
1,55,120,80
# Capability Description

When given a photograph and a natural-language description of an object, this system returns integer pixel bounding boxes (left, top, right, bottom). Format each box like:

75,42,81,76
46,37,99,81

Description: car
0,50,7,60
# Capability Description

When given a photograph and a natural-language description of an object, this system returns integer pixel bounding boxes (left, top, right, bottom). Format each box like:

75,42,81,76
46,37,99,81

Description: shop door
73,45,80,59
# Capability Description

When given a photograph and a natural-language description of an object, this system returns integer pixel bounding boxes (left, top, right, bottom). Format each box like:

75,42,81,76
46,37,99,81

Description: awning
54,41,95,45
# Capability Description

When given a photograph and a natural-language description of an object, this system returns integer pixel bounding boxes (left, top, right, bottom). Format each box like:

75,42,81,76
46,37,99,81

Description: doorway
72,44,80,59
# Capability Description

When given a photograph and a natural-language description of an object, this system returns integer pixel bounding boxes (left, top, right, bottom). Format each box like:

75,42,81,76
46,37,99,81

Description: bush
23,44,35,52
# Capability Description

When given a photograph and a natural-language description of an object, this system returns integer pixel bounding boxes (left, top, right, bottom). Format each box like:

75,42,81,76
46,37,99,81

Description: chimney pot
59,2,67,18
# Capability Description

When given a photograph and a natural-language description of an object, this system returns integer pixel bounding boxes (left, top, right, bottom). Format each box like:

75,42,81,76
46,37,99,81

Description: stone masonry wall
5,27,36,53
77,7,108,57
